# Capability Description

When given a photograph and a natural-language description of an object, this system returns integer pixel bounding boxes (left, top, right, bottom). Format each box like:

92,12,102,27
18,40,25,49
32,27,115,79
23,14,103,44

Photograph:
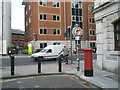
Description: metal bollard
10,55,15,75
38,56,42,73
77,58,80,71
58,56,62,72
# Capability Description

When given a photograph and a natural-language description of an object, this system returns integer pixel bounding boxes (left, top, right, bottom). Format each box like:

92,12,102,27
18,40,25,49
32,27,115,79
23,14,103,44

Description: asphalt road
1,54,97,66
2,75,100,89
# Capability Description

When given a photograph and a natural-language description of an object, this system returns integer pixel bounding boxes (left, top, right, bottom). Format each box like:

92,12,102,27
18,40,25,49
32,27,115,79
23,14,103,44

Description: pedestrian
61,46,69,64
73,49,76,54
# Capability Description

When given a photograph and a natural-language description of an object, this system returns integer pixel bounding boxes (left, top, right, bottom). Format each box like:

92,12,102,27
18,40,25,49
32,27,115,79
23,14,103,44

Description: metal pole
10,55,15,75
76,40,80,71
64,0,67,43
70,26,73,64
38,56,41,73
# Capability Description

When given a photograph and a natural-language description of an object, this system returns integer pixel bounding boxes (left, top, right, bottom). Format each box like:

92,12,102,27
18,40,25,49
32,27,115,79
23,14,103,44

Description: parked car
31,45,65,61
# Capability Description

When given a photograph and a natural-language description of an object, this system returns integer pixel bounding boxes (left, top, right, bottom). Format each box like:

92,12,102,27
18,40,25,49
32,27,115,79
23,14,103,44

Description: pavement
0,54,119,89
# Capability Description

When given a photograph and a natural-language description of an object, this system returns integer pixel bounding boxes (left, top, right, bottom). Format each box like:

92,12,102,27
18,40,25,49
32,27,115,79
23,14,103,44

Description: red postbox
83,48,93,76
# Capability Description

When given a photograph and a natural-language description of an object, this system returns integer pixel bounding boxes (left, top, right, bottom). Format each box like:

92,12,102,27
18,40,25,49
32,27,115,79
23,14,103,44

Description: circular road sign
72,27,83,37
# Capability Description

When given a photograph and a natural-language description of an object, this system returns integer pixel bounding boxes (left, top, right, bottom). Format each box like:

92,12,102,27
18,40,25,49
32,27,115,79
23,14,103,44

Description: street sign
72,27,83,40
72,27,83,37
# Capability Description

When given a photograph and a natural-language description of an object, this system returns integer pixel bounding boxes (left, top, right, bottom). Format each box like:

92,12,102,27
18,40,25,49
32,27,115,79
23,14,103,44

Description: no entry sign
72,27,83,37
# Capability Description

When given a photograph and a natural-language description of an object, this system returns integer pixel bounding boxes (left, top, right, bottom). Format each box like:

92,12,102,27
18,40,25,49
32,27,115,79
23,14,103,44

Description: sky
11,0,25,31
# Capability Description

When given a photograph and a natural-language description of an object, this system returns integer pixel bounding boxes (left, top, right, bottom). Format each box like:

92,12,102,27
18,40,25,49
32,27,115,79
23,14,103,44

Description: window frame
90,42,96,48
40,14,47,20
40,43,47,48
114,21,120,51
40,28,47,34
28,17,31,23
52,29,60,35
88,6,94,12
52,15,60,21
89,18,95,23
39,0,47,6
89,30,96,35
52,2,60,7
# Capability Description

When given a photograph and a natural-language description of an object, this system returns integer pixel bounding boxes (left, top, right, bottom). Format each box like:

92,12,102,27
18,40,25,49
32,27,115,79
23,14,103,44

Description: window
72,16,82,22
78,2,82,8
40,14,46,20
89,18,95,23
26,21,28,26
28,5,31,10
53,42,60,45
52,2,60,7
72,3,75,8
40,43,47,48
52,15,60,21
40,29,47,34
90,42,96,48
114,21,120,50
39,0,47,6
26,10,27,15
72,2,82,28
72,16,76,21
73,2,82,9
47,49,52,53
88,6,94,11
28,18,31,23
89,30,96,35
52,29,60,35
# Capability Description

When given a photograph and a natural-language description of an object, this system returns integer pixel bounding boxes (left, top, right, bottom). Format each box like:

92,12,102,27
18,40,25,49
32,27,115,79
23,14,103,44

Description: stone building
0,1,11,55
93,0,120,73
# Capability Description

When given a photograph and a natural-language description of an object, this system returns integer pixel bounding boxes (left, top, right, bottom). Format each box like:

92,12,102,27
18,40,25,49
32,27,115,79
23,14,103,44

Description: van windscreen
40,49,48,53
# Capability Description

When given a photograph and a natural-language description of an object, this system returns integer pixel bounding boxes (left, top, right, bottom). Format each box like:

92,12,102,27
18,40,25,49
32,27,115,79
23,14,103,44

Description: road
1,54,97,66
2,74,101,89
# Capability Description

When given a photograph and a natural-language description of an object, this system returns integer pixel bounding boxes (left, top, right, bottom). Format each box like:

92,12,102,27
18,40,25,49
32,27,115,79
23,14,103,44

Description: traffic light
66,27,70,37
34,33,38,41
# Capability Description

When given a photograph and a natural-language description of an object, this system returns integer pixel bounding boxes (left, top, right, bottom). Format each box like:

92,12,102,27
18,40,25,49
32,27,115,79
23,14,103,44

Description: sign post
72,25,83,71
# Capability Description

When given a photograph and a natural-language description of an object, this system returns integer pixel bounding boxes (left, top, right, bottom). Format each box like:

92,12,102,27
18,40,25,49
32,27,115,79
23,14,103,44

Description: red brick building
22,0,96,50
12,29,25,48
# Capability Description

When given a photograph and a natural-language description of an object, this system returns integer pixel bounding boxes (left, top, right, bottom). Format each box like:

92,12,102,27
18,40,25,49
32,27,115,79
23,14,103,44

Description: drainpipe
2,0,3,55
64,0,67,45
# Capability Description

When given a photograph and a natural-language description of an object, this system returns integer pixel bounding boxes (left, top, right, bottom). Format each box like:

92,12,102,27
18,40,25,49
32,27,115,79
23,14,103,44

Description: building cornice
93,1,116,13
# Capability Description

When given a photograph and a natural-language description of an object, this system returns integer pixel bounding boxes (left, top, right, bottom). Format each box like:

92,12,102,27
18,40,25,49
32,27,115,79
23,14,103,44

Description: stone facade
93,0,120,73
0,1,11,55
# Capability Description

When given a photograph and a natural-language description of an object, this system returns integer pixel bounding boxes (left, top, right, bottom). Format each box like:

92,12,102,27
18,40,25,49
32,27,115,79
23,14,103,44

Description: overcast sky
11,0,25,31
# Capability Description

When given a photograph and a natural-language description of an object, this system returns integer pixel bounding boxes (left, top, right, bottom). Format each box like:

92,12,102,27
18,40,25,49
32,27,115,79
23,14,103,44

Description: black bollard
38,56,42,73
10,55,15,75
58,56,62,72
77,58,80,71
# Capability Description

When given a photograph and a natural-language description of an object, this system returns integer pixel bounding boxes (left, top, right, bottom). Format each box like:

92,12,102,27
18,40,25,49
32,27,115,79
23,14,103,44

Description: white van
31,45,65,61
